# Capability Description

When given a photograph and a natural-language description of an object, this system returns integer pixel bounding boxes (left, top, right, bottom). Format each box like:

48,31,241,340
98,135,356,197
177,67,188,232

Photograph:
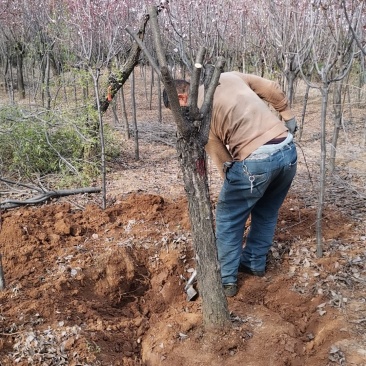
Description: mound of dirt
0,189,365,365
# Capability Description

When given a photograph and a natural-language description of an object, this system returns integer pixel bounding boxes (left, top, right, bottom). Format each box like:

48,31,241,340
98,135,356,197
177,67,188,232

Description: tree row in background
0,0,364,102
0,0,365,191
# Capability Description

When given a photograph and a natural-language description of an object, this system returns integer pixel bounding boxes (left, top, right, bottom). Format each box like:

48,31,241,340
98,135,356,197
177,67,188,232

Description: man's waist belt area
248,133,294,158
223,133,294,172
264,137,286,145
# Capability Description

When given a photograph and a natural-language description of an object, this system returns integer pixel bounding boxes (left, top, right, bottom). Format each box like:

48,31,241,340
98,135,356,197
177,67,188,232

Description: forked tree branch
148,6,225,141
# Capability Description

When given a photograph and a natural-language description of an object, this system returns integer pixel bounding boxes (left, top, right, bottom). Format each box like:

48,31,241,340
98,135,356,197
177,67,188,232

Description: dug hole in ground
0,76,365,365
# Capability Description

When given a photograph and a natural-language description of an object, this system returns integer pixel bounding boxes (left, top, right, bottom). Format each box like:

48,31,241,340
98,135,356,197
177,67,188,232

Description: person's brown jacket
198,72,295,178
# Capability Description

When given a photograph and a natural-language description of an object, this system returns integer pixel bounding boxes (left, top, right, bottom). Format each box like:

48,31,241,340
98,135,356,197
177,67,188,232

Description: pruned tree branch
200,58,225,117
188,48,205,119
0,187,101,210
0,178,44,193
99,14,150,112
199,59,225,146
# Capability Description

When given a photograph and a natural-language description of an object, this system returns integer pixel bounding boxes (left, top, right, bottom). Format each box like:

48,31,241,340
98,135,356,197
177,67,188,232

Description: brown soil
0,75,365,365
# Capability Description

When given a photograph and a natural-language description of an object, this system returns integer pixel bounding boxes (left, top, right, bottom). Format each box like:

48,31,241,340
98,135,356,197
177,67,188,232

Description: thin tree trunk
111,98,120,126
8,62,14,104
286,71,296,108
149,65,154,110
73,72,78,108
2,57,9,93
62,67,68,103
83,76,89,105
330,81,343,173
45,52,51,110
299,84,311,140
120,86,130,139
316,84,329,258
39,56,46,107
0,254,5,291
130,70,139,160
141,63,148,102
17,49,25,99
157,73,162,123
31,59,36,103
358,55,365,105
91,68,107,209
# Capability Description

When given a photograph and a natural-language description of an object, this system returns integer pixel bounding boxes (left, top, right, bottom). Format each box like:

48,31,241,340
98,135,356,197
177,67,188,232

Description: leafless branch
0,187,101,210
100,14,150,112
0,178,44,193
341,0,365,56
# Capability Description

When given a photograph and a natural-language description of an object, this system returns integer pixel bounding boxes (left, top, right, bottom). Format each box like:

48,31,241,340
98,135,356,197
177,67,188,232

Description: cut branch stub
189,47,206,120
200,57,225,117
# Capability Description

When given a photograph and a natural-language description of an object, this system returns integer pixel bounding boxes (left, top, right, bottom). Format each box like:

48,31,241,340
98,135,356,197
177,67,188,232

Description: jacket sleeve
205,131,232,179
238,73,295,121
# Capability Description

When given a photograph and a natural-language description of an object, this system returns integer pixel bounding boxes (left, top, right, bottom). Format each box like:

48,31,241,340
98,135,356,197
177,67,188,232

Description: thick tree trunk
176,132,230,329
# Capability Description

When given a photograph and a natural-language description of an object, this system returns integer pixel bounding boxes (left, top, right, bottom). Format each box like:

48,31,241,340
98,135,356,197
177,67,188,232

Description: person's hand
285,117,298,135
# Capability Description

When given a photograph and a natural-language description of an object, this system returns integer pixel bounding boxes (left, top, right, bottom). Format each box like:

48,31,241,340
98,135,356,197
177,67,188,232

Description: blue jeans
216,140,297,285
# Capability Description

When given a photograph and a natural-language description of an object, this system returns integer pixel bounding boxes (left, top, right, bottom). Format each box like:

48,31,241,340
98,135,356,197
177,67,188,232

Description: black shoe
223,283,238,297
238,264,265,277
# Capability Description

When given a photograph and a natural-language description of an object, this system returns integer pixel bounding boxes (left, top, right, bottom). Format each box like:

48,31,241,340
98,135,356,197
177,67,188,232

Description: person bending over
164,71,297,297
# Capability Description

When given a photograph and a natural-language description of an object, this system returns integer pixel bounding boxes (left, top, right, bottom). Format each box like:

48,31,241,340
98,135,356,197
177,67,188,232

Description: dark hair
163,79,190,108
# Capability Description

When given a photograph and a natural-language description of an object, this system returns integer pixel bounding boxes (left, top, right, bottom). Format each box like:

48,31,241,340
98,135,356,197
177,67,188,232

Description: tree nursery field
0,74,366,366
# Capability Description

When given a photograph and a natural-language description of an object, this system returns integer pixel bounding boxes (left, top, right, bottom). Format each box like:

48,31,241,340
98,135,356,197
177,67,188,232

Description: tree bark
176,132,230,328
